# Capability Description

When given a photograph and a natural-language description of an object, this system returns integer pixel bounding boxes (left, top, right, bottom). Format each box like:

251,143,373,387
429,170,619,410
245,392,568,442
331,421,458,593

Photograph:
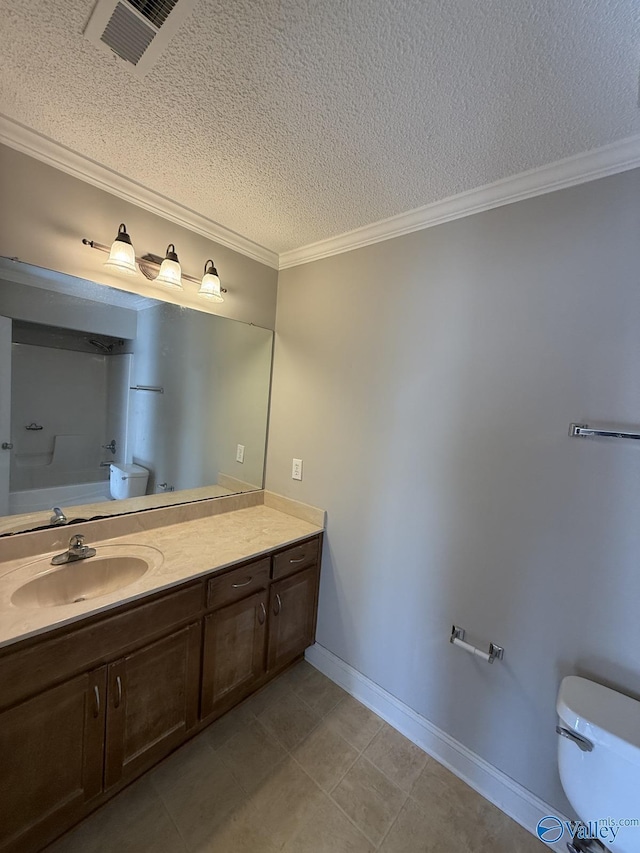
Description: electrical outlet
292,458,303,480
236,444,245,463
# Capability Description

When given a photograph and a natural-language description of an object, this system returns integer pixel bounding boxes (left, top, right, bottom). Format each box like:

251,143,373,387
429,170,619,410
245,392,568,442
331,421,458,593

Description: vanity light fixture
154,244,183,290
82,228,226,301
103,223,137,275
198,260,223,302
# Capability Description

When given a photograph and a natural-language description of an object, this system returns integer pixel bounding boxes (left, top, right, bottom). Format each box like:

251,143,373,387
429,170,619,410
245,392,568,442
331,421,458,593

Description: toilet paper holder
450,625,504,664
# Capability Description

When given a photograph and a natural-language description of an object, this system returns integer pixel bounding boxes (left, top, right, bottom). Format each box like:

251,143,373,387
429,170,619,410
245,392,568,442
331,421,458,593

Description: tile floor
46,661,544,852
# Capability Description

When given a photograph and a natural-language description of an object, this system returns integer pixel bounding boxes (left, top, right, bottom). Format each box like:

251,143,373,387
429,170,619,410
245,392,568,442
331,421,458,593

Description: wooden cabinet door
0,668,106,853
267,566,319,672
104,623,201,790
201,589,268,720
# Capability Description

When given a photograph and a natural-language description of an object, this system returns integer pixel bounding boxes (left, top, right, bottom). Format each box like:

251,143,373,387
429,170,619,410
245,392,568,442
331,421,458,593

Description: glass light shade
199,260,223,301
104,224,136,274
155,244,183,289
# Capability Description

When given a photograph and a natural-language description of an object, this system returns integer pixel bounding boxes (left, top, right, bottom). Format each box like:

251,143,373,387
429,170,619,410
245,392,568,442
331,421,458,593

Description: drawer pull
258,602,266,625
93,685,100,718
232,577,253,588
289,556,305,564
115,675,123,709
273,593,282,615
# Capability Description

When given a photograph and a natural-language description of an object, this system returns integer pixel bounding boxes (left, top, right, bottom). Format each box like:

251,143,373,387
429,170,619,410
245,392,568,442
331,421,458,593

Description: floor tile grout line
179,704,430,853
293,681,347,718
362,751,430,800
374,790,411,850
329,781,409,851
321,747,361,796
320,693,385,753
211,715,293,797
289,753,380,849
283,688,378,774
259,711,324,754
357,752,408,793
357,721,385,754
257,685,332,754
148,777,193,853
164,677,406,850
291,734,361,797
356,751,413,847
322,752,411,849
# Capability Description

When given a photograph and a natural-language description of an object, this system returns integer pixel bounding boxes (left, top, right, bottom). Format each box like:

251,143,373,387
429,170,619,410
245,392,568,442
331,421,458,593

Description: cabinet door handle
232,577,252,588
93,685,100,718
258,602,266,624
115,675,123,709
273,593,282,615
289,556,305,564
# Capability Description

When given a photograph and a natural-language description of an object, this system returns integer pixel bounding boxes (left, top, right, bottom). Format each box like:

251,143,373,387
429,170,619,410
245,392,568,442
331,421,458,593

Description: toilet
556,676,640,852
109,463,150,500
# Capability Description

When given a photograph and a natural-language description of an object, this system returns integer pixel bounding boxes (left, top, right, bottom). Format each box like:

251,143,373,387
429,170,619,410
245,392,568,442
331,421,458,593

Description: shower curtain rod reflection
129,385,164,394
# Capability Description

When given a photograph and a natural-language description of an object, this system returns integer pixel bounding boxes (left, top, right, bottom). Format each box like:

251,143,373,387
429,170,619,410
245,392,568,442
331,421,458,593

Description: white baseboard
305,642,570,853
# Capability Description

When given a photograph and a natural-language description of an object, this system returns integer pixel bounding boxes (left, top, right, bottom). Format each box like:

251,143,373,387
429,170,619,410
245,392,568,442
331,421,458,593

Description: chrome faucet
51,534,97,566
50,506,68,526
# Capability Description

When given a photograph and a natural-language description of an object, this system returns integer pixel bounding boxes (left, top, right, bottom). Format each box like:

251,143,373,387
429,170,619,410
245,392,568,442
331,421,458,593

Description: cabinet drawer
272,537,319,580
206,559,270,610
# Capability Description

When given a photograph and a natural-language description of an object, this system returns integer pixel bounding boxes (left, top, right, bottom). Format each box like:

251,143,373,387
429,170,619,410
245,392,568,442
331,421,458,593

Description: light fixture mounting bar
82,238,227,292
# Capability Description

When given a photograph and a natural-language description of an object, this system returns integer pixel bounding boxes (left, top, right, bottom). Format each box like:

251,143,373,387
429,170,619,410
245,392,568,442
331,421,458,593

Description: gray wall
213,318,274,489
130,303,272,493
0,145,278,329
266,168,640,811
130,303,221,493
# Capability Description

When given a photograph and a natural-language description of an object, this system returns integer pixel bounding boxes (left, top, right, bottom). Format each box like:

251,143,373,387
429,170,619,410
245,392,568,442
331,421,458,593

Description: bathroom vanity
0,493,323,853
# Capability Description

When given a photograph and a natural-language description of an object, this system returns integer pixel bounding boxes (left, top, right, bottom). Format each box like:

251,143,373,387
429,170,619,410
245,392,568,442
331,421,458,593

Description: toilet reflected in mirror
109,464,149,501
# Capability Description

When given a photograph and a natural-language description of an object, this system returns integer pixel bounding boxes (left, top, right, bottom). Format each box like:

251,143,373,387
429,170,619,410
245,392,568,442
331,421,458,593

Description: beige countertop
0,499,323,651
0,483,258,537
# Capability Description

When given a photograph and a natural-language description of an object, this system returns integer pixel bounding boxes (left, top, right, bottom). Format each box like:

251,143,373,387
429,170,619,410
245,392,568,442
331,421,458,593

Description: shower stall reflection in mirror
8,323,132,515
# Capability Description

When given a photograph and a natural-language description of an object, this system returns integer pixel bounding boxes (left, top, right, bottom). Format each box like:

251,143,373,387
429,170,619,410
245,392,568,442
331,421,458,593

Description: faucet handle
50,507,68,525
69,534,85,548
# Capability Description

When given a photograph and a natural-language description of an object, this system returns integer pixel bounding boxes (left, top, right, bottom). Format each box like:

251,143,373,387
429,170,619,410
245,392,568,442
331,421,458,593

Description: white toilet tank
109,463,150,500
557,676,640,852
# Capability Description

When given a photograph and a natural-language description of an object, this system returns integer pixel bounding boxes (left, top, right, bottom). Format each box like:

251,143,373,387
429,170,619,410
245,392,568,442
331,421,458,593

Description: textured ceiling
0,0,639,254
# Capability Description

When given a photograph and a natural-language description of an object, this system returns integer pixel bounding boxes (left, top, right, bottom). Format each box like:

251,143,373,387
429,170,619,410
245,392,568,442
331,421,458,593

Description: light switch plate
236,444,245,463
292,458,303,480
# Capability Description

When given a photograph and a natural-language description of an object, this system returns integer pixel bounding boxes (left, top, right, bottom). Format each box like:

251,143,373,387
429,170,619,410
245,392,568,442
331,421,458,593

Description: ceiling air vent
83,0,198,76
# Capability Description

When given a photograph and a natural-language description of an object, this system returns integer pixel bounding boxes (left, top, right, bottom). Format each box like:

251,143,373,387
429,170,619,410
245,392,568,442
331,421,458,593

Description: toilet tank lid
557,676,640,765
110,463,148,478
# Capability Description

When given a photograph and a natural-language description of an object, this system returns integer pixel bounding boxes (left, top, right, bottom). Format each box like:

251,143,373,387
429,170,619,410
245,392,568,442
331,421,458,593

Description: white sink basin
11,544,163,609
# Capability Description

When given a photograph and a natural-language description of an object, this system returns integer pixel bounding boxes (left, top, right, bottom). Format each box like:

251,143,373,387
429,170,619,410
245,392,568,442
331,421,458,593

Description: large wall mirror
0,258,273,537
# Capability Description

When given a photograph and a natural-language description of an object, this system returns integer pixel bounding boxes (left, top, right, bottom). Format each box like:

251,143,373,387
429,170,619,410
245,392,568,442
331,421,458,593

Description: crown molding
279,134,640,269
0,114,279,270
2,114,639,274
